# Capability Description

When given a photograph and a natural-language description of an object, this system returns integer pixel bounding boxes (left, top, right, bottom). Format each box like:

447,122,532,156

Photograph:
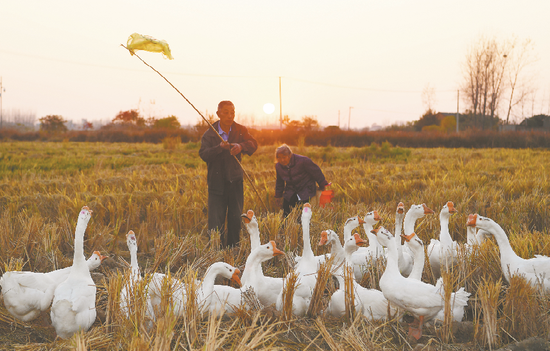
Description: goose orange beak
231,268,242,286
397,202,405,214
373,210,381,221
318,231,328,246
93,251,109,261
358,216,366,224
422,204,434,214
447,201,457,213
241,210,254,223
353,233,367,246
401,233,415,242
270,241,284,256
466,214,477,227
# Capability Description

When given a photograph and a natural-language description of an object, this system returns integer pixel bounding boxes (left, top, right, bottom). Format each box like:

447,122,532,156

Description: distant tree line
2,111,548,149
2,100,548,148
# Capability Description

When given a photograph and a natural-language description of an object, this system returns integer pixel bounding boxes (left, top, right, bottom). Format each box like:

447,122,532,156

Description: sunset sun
263,103,275,114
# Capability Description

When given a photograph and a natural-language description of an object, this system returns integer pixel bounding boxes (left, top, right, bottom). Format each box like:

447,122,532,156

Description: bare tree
504,38,537,124
461,36,510,128
461,35,538,127
421,83,437,112
4,109,36,127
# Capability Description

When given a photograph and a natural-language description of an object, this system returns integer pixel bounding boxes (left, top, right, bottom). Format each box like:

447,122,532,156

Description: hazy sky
1,1,549,129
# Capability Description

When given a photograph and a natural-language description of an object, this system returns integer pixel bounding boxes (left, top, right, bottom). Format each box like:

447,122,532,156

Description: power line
0,49,272,77
282,76,457,93
1,49,458,94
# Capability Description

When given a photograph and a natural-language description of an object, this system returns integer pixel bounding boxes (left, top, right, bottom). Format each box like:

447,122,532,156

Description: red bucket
319,189,334,208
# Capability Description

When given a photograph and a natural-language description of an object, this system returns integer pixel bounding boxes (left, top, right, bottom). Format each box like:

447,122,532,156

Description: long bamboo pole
121,44,269,213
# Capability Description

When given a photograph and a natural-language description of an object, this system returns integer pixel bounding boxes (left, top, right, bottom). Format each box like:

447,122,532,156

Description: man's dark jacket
199,121,258,195
275,154,328,202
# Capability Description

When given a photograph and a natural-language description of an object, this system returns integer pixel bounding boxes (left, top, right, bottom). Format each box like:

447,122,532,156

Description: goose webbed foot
406,315,424,341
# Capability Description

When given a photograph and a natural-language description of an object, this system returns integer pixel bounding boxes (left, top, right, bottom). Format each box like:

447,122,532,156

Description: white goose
146,268,190,319
402,203,434,271
402,232,470,323
342,215,365,242
240,240,284,307
119,230,156,326
50,206,97,339
394,202,413,277
327,233,395,320
326,233,364,318
0,252,106,322
354,210,384,262
295,214,335,269
198,262,242,314
318,230,345,269
427,201,459,279
276,203,318,316
400,233,425,281
340,215,369,280
403,204,435,246
468,214,550,291
149,262,241,317
466,214,490,247
377,226,466,340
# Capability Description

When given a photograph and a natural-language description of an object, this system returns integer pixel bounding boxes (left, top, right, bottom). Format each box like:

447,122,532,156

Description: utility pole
348,106,353,130
279,77,283,130
456,90,459,132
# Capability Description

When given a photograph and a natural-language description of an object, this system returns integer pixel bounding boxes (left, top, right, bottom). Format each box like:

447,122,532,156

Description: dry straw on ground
0,142,549,349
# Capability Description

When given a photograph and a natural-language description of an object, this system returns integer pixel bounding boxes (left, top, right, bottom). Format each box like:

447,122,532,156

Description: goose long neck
302,219,313,259
249,225,261,250
343,224,353,242
403,213,417,236
395,215,403,238
241,251,262,287
362,222,374,235
201,267,218,297
72,218,88,272
439,213,452,244
396,241,405,264
335,273,345,289
366,231,382,252
384,237,400,274
343,243,356,263
408,242,425,281
130,246,140,278
488,223,519,263
330,238,344,259
466,227,477,246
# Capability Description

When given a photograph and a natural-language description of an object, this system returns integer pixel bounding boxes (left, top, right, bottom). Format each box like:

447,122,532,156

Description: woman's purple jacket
275,154,328,202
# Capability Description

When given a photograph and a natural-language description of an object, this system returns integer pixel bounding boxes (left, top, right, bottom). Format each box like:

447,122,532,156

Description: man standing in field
199,101,258,248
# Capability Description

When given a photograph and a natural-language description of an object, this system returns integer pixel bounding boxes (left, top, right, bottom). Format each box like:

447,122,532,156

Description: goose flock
1,201,549,341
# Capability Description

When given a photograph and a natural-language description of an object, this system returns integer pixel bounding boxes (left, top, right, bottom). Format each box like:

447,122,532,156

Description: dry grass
0,142,550,349
279,272,299,323
307,257,333,318
477,277,502,349
344,266,356,323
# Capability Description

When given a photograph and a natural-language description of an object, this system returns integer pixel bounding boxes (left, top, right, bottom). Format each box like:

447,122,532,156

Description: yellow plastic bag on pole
126,33,173,60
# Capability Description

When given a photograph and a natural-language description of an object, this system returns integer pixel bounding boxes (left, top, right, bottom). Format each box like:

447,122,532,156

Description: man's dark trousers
208,179,243,248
